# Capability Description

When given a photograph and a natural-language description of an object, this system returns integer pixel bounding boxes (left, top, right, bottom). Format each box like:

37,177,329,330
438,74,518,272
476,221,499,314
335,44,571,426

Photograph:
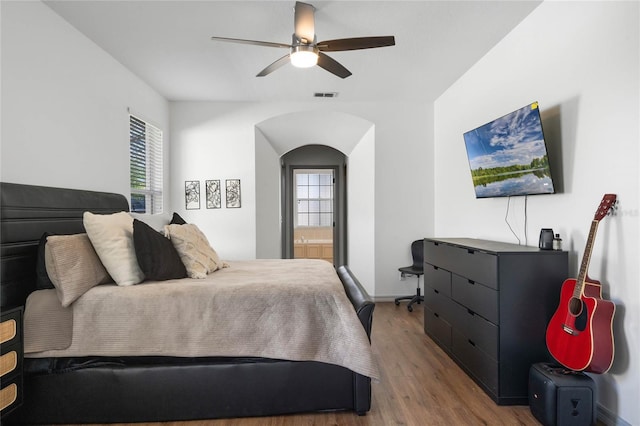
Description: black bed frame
0,182,375,424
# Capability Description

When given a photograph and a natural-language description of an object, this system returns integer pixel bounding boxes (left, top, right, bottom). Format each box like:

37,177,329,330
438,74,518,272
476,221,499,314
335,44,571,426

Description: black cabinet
1,306,23,418
423,238,568,405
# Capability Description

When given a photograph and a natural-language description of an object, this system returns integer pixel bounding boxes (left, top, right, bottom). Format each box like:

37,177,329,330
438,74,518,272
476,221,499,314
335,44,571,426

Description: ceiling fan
210,1,395,79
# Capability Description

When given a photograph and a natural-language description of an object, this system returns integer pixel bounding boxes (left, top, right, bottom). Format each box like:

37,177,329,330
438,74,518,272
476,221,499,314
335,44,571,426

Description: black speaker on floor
529,363,597,426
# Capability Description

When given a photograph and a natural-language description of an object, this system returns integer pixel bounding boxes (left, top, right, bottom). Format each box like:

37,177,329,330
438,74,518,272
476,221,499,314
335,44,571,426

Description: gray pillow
45,233,112,307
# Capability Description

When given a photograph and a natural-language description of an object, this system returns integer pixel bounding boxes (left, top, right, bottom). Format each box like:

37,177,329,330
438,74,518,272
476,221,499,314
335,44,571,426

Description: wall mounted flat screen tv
463,102,555,198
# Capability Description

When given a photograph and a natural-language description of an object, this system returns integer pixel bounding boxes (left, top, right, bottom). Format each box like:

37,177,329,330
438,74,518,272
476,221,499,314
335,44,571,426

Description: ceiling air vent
314,92,338,98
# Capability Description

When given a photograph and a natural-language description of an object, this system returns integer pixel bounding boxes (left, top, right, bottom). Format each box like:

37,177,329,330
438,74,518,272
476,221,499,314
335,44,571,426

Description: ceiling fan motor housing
290,34,319,68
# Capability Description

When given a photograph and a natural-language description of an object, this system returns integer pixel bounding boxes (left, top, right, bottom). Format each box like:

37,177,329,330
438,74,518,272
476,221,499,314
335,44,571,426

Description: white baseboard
373,296,399,303
598,404,631,426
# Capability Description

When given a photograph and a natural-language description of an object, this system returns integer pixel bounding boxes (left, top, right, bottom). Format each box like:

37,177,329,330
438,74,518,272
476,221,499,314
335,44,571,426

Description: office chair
394,240,424,312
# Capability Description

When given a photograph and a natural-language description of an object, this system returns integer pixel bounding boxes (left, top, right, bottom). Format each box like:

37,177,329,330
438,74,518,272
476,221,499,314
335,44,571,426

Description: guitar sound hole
569,297,588,331
568,297,582,316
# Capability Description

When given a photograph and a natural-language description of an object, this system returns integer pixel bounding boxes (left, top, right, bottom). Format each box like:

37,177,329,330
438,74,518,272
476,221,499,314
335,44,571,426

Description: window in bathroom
294,170,334,227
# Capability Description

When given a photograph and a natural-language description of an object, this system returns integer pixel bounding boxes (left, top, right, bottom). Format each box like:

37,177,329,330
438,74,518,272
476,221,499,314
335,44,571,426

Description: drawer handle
467,249,475,254
468,339,476,347
434,289,439,294
434,312,440,318
468,279,475,285
467,309,475,316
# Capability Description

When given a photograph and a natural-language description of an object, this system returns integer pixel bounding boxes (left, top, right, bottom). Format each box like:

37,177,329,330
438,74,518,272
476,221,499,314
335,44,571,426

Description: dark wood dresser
423,238,568,405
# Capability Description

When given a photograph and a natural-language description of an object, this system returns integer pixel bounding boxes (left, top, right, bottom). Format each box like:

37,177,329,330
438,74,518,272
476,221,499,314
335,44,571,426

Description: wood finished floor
76,302,544,426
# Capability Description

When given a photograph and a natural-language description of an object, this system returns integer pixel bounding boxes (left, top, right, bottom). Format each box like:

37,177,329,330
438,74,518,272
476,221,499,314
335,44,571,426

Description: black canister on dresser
423,238,568,405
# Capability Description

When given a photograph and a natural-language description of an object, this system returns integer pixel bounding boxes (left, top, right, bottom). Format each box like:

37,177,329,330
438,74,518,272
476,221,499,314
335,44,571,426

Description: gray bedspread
24,259,379,379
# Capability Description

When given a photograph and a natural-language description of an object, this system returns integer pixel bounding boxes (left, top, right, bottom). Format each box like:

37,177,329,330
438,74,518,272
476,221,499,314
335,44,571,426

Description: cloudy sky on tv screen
464,103,546,170
463,103,554,197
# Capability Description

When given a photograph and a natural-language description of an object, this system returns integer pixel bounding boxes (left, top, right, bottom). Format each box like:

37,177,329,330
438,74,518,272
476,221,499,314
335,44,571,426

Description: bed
0,182,377,424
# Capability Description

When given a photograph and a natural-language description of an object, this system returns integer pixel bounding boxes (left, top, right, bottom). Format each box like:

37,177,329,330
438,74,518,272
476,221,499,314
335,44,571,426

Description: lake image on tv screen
463,103,554,198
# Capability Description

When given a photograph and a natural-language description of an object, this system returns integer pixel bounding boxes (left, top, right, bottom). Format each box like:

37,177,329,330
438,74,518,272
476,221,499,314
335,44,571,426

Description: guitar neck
574,219,599,298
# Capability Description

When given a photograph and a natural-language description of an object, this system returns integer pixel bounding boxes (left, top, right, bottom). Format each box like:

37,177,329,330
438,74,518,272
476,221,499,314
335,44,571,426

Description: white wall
375,101,434,298
434,2,639,424
170,101,432,296
169,102,259,260
348,127,376,296
0,1,169,203
254,127,281,259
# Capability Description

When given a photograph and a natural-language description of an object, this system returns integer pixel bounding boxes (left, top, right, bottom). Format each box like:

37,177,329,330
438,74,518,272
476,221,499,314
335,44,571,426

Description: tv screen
463,102,555,198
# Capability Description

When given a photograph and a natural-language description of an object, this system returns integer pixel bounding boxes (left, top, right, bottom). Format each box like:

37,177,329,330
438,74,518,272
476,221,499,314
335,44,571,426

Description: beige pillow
45,234,112,307
83,211,144,286
164,224,226,279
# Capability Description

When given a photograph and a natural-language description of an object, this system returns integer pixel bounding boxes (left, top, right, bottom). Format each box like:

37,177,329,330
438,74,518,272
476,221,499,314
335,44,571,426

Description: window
294,170,333,227
129,115,163,214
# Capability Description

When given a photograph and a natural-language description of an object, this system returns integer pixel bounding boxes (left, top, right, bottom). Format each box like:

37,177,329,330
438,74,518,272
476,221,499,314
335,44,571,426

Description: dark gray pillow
170,212,187,225
133,219,187,281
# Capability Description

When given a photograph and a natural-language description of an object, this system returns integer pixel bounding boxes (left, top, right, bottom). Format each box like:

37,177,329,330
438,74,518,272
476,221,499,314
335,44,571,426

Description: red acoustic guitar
546,194,617,374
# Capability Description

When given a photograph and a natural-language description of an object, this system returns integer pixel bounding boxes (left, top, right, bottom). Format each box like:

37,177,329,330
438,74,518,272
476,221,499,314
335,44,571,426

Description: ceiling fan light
290,45,318,68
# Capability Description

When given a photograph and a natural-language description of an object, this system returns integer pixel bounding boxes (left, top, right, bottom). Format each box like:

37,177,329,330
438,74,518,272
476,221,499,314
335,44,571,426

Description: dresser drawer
0,310,20,347
451,273,498,324
0,348,22,379
424,306,452,350
452,329,498,396
0,376,22,415
424,286,455,323
449,301,498,361
424,263,451,296
425,240,498,289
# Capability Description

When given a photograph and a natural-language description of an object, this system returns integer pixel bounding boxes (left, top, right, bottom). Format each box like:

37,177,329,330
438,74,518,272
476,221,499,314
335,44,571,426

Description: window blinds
130,115,163,214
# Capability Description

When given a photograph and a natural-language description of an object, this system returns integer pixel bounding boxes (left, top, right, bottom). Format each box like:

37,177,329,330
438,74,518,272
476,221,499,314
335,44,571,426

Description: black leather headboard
0,182,129,308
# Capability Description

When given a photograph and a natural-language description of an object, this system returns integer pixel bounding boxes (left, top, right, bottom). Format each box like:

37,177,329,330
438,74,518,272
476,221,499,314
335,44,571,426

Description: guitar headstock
594,193,617,221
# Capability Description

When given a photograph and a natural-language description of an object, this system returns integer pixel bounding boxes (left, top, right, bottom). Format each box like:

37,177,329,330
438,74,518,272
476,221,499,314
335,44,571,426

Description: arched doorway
281,145,347,267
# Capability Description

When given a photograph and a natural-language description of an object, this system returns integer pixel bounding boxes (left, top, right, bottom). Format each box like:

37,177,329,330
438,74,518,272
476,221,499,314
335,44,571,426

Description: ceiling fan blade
257,54,291,77
294,1,316,43
211,36,291,49
317,36,395,52
317,52,351,79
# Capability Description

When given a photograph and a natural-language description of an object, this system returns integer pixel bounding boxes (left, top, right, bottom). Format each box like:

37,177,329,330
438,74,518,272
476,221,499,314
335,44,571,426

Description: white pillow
164,223,226,279
83,211,144,286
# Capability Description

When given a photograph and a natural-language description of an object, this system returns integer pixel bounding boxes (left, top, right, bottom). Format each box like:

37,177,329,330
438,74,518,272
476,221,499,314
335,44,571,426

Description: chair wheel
407,305,413,312
394,300,400,306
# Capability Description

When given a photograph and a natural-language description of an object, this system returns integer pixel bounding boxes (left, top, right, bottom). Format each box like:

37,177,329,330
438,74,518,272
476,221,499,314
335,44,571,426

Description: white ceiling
44,0,541,103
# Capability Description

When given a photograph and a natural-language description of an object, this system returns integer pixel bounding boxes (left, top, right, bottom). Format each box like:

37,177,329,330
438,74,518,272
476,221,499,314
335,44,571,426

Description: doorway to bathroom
281,145,347,267
292,168,335,263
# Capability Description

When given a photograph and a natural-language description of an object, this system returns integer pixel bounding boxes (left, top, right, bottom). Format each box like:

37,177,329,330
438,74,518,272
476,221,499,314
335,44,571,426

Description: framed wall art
206,180,221,209
225,179,241,208
185,180,200,210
